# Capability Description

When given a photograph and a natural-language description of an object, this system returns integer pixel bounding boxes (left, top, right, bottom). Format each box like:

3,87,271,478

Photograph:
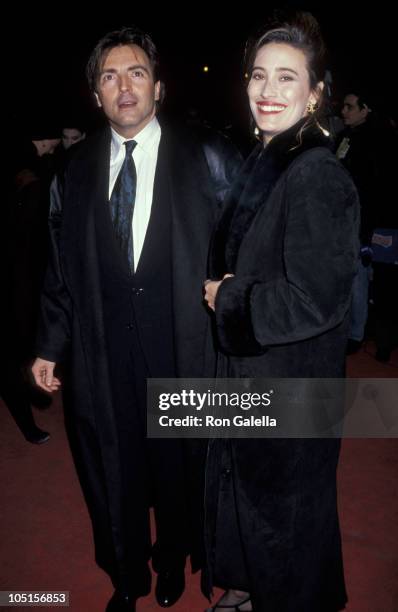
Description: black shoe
346,339,363,355
375,348,391,363
24,427,50,445
155,568,185,607
106,590,136,612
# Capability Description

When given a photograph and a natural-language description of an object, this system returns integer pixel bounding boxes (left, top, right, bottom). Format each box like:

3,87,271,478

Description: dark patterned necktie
109,140,137,271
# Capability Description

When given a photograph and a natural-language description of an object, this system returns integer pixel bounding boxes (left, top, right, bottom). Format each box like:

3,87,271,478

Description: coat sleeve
214,155,360,355
35,175,72,362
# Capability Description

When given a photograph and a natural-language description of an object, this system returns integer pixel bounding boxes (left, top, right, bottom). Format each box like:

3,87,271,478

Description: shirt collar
111,116,161,160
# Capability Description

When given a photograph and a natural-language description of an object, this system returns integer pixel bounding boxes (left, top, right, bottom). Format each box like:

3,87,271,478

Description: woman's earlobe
315,81,324,103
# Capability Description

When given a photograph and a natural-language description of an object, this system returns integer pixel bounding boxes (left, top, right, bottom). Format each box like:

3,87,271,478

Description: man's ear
94,92,102,108
155,81,161,102
361,104,370,120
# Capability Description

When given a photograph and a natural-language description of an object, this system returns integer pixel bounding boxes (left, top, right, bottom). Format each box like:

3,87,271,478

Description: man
336,90,376,354
61,124,86,150
339,93,398,362
30,123,64,185
1,140,54,445
31,27,240,612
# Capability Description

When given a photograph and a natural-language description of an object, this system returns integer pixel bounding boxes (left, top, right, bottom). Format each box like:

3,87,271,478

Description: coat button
222,468,231,478
126,323,134,330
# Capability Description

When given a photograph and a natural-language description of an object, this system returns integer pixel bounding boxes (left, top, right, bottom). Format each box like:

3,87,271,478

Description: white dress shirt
109,117,161,271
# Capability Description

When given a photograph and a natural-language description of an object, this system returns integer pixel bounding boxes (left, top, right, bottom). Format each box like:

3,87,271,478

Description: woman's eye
280,75,294,81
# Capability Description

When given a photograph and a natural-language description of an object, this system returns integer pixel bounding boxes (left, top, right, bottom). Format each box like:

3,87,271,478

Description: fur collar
209,118,331,277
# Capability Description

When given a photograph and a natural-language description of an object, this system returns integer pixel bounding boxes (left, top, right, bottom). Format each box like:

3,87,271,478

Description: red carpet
1,342,397,611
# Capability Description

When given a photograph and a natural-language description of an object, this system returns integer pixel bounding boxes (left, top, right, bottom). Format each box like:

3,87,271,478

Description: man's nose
119,74,131,91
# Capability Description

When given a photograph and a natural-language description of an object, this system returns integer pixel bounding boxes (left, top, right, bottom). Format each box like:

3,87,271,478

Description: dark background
11,5,396,134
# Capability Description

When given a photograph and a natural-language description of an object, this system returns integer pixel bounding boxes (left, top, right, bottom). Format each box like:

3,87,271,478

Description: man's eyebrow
128,64,150,74
100,64,150,75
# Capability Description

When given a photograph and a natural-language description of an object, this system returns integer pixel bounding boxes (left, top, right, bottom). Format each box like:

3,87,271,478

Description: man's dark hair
345,90,372,111
86,26,162,94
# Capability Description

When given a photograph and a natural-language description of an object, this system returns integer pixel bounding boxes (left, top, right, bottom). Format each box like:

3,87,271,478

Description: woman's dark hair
245,11,328,135
86,26,164,102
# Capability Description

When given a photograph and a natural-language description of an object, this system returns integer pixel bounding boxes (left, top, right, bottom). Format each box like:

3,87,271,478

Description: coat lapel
63,128,111,292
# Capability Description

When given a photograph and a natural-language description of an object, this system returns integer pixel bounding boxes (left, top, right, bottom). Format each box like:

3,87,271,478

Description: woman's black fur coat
204,119,360,612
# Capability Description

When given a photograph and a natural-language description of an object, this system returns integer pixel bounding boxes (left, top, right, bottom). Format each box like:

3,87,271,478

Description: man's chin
116,111,140,123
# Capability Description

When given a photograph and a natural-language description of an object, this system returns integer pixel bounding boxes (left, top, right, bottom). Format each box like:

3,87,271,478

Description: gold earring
306,100,317,114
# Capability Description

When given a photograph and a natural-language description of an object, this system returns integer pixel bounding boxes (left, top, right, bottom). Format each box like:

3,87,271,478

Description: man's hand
203,274,234,311
31,358,61,393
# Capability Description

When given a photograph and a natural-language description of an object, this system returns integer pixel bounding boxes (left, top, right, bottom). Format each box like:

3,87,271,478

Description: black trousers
107,319,189,592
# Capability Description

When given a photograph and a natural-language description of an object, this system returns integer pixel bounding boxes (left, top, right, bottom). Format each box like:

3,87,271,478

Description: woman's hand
203,274,234,311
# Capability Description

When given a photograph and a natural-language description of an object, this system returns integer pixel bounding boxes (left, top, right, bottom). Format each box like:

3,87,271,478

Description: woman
203,12,359,612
